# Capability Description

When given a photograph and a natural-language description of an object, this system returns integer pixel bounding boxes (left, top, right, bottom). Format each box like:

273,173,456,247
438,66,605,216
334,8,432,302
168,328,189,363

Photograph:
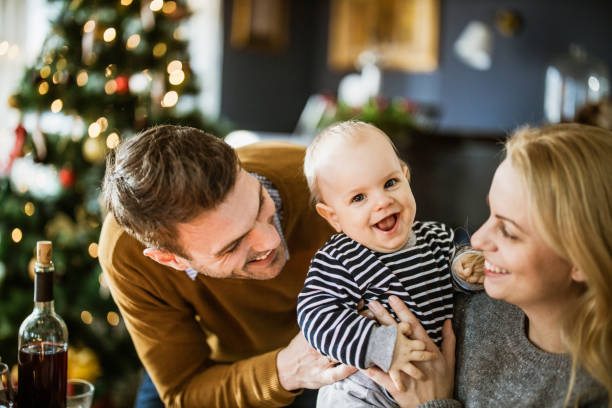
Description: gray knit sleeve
417,399,463,408
364,324,397,371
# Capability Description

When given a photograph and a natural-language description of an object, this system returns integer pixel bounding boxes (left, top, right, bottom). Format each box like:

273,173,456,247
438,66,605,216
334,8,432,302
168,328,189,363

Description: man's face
174,169,287,280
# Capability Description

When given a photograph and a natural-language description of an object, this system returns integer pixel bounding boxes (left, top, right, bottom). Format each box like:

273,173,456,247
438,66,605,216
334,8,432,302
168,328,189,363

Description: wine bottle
17,241,68,408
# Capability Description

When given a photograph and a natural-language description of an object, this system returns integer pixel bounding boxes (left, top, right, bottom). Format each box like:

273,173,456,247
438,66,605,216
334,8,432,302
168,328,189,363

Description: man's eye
384,178,398,188
225,241,241,254
351,194,365,203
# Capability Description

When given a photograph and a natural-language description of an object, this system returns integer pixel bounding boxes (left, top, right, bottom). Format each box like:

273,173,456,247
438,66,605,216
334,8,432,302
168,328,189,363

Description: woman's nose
471,218,495,251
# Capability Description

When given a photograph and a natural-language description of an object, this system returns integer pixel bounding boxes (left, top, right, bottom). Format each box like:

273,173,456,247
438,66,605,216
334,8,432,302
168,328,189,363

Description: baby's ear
401,162,411,182
315,203,342,232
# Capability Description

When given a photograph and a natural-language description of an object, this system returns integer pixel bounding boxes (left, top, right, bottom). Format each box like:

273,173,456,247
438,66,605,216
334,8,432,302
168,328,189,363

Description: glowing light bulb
107,312,120,326
161,91,179,107
105,79,117,94
51,99,63,113
88,242,99,258
120,0,133,5
38,81,49,95
83,20,96,33
96,117,108,131
106,132,120,149
40,66,51,78
162,1,176,14
167,60,182,74
88,122,102,138
153,42,167,57
11,228,23,243
169,70,185,85
24,202,35,216
126,34,141,50
81,311,93,324
103,28,117,42
150,0,163,12
76,70,88,86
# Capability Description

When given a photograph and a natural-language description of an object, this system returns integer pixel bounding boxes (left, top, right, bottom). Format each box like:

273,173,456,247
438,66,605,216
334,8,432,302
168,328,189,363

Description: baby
297,121,480,407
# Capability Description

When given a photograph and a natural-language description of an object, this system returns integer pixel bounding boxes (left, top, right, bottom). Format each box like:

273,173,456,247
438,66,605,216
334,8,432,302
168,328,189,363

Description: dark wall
221,0,612,133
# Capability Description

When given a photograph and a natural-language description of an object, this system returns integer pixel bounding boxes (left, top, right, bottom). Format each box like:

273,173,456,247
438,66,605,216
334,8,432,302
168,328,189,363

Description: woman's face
470,159,580,312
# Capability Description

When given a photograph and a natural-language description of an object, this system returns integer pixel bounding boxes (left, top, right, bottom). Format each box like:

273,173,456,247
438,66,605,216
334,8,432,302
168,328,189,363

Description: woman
365,123,611,407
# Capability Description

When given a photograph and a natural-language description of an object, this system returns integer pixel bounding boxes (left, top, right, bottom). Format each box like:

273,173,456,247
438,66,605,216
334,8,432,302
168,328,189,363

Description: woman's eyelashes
499,223,518,240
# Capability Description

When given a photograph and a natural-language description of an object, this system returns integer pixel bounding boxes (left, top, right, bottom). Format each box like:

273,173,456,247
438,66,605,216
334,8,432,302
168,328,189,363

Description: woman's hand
363,295,456,408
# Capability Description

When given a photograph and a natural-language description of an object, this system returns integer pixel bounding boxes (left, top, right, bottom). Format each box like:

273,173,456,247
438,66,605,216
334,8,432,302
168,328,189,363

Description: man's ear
570,266,586,283
143,248,189,271
315,202,342,232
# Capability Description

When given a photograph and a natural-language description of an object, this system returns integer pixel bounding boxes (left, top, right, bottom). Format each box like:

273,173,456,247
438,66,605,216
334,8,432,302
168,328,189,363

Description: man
98,125,356,407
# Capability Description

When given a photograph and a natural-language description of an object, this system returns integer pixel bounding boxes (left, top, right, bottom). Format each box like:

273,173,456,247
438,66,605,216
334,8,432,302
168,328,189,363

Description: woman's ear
315,203,342,232
570,266,586,283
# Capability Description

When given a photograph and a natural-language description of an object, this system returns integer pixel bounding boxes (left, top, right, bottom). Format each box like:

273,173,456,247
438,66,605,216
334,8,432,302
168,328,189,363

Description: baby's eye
351,193,365,203
384,178,398,188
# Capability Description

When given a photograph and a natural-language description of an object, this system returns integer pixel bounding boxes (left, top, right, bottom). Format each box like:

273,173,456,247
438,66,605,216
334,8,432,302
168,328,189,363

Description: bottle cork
36,241,53,265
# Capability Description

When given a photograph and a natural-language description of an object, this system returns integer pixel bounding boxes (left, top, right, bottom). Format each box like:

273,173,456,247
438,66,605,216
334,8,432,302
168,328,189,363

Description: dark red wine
17,342,67,408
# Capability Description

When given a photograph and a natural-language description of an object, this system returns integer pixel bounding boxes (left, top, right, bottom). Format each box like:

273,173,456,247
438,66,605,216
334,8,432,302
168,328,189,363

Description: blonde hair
506,123,612,407
304,120,402,203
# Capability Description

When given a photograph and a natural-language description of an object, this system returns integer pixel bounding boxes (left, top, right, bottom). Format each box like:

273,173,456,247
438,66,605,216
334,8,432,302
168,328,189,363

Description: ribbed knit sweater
99,142,333,407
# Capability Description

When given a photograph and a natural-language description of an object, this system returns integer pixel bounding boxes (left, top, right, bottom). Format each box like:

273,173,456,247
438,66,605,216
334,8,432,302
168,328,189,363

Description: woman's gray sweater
421,292,608,408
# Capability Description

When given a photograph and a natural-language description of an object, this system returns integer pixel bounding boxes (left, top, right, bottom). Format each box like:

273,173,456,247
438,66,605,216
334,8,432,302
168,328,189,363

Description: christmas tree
0,0,227,405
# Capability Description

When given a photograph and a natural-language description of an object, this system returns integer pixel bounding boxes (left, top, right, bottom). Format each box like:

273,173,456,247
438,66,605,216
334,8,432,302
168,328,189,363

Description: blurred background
1,0,611,406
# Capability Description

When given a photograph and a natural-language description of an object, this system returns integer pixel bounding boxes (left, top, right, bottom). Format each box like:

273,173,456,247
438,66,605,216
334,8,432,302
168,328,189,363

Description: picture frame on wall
230,0,290,53
328,0,440,72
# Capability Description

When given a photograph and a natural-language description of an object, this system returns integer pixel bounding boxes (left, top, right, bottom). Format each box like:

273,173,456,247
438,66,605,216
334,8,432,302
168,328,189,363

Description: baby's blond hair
304,121,403,204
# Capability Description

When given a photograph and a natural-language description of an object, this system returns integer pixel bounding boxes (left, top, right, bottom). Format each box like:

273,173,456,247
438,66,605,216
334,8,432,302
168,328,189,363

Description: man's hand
388,321,436,391
364,296,455,408
276,332,357,391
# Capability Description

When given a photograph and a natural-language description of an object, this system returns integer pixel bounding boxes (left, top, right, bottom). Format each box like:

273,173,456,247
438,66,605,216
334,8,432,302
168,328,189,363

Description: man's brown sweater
99,142,333,407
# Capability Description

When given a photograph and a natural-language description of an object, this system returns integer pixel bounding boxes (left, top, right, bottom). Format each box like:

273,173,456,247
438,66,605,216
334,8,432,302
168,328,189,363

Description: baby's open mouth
375,214,398,232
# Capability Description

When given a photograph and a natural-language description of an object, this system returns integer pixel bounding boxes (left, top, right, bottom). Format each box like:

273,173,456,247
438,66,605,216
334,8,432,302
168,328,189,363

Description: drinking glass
0,362,15,408
67,379,94,408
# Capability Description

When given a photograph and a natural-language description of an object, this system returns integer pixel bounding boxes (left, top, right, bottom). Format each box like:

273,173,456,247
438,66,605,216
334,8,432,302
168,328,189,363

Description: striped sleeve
297,237,376,369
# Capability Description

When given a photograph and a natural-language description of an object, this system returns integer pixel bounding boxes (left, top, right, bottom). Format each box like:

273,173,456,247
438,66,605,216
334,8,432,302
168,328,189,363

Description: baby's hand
388,322,436,392
454,251,484,284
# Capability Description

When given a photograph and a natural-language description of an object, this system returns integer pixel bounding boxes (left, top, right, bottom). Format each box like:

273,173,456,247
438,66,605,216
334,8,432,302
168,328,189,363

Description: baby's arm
297,250,379,368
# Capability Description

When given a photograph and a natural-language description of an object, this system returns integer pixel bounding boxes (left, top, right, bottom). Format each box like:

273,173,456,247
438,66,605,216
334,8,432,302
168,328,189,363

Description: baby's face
316,131,416,253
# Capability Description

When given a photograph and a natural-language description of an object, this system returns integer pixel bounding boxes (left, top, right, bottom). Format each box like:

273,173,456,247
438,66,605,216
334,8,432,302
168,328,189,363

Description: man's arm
104,249,299,407
98,221,299,408
101,223,354,407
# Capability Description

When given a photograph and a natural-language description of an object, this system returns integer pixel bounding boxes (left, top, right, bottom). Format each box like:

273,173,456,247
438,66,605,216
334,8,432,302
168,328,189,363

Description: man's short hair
102,125,238,258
